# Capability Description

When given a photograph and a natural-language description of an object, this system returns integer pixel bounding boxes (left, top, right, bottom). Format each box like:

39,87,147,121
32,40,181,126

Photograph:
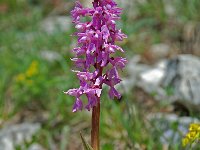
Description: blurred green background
0,0,200,149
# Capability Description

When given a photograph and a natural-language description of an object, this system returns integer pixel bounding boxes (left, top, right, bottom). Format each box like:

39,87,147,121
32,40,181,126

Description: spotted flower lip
65,0,127,112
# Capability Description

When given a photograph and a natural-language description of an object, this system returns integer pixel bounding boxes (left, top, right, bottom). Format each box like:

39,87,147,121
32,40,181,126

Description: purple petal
108,67,119,79
109,57,127,69
101,25,110,42
96,88,102,97
109,87,121,99
77,71,94,81
94,76,103,86
64,89,80,97
72,97,83,112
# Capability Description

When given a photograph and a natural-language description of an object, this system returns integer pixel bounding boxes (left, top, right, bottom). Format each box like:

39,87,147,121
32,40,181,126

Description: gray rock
40,50,62,62
124,54,200,111
162,55,200,107
163,0,176,16
140,60,167,86
117,55,149,94
40,16,71,34
127,55,150,76
148,113,199,145
0,123,41,150
149,43,170,60
136,60,169,100
28,144,44,150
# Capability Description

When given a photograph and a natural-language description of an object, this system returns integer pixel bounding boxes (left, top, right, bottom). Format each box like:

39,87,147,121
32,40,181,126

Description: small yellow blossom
182,123,200,147
15,73,26,82
15,60,39,84
190,123,200,132
182,137,189,147
25,61,39,77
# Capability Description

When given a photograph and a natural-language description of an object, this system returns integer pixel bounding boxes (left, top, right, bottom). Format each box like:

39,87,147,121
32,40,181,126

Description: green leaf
80,132,94,150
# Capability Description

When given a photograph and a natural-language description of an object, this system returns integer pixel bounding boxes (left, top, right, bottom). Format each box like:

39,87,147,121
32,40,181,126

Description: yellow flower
182,123,200,147
15,73,26,82
25,61,39,77
15,60,39,84
182,137,189,147
190,123,200,132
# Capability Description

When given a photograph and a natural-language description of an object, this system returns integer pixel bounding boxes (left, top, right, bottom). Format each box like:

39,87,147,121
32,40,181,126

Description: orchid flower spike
65,0,127,112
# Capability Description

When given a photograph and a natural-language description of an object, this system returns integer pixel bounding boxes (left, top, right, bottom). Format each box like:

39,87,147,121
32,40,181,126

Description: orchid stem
91,100,100,150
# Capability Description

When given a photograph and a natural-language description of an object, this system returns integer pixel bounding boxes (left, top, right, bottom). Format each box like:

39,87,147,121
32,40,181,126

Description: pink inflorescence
65,0,127,112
